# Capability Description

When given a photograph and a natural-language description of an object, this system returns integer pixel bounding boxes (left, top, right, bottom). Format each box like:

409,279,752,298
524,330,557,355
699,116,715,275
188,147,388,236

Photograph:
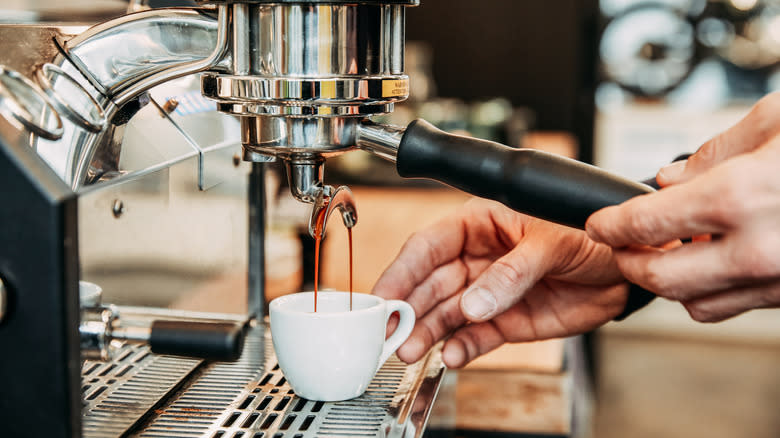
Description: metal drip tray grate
81,345,202,437
82,320,444,438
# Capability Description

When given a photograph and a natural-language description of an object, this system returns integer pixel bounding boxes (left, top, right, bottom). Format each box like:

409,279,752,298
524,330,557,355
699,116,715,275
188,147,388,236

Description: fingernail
397,337,422,363
442,342,466,368
657,160,687,183
462,287,497,320
585,218,604,243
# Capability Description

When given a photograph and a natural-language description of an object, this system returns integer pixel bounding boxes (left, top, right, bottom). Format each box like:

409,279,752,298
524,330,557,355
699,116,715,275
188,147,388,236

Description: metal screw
162,98,179,114
232,154,241,167
0,278,7,325
112,199,125,218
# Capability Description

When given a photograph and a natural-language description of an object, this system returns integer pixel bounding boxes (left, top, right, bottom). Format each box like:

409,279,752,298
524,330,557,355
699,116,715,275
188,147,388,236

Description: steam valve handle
396,119,654,229
149,320,245,362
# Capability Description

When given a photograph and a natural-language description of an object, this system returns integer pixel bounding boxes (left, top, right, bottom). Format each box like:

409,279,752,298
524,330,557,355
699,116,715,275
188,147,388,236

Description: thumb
658,93,780,186
460,242,551,322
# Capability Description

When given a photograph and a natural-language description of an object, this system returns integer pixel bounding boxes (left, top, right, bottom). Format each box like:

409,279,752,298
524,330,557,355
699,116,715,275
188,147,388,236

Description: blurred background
4,0,780,436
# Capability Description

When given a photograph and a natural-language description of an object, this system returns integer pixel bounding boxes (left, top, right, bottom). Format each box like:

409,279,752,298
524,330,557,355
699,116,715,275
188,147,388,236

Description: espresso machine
0,1,651,437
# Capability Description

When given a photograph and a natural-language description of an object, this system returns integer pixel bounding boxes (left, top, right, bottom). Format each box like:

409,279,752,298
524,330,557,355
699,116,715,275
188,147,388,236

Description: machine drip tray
81,311,445,438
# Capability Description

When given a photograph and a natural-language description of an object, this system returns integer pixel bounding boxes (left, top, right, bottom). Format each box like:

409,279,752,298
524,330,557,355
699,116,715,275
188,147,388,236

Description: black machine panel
0,131,81,437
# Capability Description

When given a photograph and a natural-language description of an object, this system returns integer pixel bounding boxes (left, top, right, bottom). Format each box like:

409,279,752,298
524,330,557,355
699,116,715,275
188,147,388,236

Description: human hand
373,198,627,368
587,92,780,323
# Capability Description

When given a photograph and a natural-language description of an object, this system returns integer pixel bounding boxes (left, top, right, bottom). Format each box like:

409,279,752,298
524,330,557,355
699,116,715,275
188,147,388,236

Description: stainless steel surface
309,185,358,238
81,343,202,438
241,116,360,158
0,25,102,189
63,6,229,107
204,76,403,115
80,305,121,361
0,278,6,325
356,120,405,163
232,3,251,76
284,158,359,237
31,56,108,189
0,22,233,190
42,6,229,190
77,146,249,309
125,322,444,438
111,325,151,343
204,3,410,163
36,63,106,133
73,74,248,310
80,308,249,436
285,158,324,203
203,3,406,76
0,65,63,140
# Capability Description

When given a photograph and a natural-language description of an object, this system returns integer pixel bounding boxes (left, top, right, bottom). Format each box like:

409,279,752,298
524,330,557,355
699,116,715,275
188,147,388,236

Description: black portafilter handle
396,119,654,229
149,320,245,362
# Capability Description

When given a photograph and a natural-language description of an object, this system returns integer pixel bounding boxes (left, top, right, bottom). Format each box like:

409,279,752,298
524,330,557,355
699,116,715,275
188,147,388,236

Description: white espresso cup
269,291,415,401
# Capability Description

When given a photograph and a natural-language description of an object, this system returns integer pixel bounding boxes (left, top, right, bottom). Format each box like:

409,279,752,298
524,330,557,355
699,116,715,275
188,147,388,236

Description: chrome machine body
0,1,444,437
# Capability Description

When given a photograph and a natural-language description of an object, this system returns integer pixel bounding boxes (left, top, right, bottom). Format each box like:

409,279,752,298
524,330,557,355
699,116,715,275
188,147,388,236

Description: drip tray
81,313,445,438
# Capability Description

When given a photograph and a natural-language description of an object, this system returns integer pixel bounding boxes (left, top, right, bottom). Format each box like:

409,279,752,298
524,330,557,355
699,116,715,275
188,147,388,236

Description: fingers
396,292,466,364
586,180,726,248
610,227,780,303
658,92,780,186
459,234,555,322
683,280,780,322
442,282,629,368
402,259,469,320
611,243,737,301
441,321,506,368
373,214,466,300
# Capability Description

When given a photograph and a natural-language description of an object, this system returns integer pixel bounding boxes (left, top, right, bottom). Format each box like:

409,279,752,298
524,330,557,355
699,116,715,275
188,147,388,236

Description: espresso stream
313,202,353,313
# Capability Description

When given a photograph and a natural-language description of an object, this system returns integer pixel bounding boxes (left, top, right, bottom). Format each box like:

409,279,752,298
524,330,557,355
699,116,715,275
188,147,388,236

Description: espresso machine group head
200,0,420,236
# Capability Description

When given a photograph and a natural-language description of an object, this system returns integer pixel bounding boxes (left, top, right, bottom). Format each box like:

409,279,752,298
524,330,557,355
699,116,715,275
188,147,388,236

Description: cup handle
377,300,415,371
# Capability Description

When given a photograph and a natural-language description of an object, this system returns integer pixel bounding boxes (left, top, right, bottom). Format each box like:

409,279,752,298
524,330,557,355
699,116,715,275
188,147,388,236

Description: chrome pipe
355,121,404,163
64,5,229,106
112,326,152,343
